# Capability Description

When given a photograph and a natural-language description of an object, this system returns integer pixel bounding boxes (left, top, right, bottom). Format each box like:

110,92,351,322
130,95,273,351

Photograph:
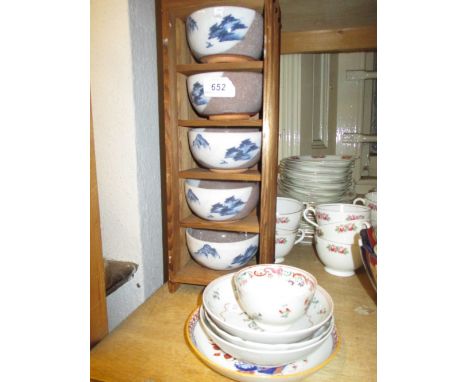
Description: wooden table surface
90,245,377,382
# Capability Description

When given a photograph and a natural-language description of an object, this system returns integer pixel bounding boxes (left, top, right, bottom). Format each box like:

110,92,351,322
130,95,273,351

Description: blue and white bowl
185,179,259,221
188,128,261,172
186,228,259,270
187,71,263,118
186,6,263,63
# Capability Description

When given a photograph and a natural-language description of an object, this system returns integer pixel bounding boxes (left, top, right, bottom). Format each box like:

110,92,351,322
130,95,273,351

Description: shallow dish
185,179,259,221
199,305,333,367
188,128,261,172
186,6,263,63
203,305,334,351
187,71,263,119
186,228,259,270
186,307,340,382
203,273,333,344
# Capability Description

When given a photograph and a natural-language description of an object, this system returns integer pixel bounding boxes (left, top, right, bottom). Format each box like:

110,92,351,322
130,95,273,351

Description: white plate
202,273,334,344
186,307,340,382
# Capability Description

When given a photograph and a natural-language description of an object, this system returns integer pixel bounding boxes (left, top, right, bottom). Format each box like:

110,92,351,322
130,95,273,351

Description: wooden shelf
279,0,377,53
176,61,263,75
161,0,280,292
179,119,263,127
171,257,257,285
179,168,261,181
180,212,259,233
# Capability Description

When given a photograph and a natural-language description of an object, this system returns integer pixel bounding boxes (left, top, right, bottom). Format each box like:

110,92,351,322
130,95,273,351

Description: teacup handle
353,197,366,205
294,229,305,245
302,206,319,228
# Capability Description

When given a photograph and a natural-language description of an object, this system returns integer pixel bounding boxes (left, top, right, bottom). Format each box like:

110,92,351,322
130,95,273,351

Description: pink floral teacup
276,197,314,231
316,220,371,245
353,191,377,227
303,203,370,227
275,228,305,263
315,236,363,277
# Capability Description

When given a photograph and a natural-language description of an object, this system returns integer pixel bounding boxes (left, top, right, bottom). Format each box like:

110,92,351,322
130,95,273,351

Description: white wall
90,0,163,331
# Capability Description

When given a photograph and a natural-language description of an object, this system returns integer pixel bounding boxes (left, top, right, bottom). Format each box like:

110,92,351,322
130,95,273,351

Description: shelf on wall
179,119,263,127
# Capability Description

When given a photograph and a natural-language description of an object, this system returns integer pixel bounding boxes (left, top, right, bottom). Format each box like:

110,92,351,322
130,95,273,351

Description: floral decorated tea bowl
303,203,371,227
187,71,263,119
185,179,259,221
186,6,263,63
316,220,371,245
233,264,318,332
186,228,258,270
315,236,363,277
188,128,261,172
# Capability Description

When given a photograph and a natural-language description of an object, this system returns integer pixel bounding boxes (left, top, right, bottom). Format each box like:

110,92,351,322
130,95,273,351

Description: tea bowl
233,264,317,332
186,6,263,63
188,128,261,172
198,305,333,367
185,179,259,221
315,236,363,277
187,71,263,119
186,228,259,270
275,228,305,263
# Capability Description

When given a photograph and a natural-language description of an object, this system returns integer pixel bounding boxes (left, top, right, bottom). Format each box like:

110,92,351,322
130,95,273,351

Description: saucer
186,307,340,382
202,273,334,344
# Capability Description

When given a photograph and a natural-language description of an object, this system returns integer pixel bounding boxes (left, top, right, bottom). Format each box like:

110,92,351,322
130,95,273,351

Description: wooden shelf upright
160,0,281,292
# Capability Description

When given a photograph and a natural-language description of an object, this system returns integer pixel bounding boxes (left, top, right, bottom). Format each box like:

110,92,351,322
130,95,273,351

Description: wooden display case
160,0,281,292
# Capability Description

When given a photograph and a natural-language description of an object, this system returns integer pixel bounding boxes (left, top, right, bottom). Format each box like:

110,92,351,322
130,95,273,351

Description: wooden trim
90,106,108,348
178,119,262,127
281,25,377,54
179,168,261,181
176,61,263,75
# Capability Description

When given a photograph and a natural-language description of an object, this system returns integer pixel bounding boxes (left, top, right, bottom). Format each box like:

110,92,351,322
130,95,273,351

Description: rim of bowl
189,127,261,133
234,263,318,289
185,179,258,190
186,228,258,243
188,5,260,19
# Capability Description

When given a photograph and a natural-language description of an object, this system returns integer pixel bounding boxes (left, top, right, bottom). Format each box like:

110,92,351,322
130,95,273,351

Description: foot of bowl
208,113,253,121
209,168,249,174
324,267,355,277
274,257,284,263
200,54,255,63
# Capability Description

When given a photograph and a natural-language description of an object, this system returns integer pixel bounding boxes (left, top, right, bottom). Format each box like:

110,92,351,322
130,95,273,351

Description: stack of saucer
185,264,340,381
278,155,356,244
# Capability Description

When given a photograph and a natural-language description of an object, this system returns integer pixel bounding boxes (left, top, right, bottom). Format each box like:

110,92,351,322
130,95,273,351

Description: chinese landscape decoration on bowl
186,228,259,270
187,71,263,120
186,6,263,63
188,128,261,172
185,179,259,221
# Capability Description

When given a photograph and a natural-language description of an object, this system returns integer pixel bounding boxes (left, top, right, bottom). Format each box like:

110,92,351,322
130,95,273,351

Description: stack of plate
186,270,340,382
278,155,357,244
